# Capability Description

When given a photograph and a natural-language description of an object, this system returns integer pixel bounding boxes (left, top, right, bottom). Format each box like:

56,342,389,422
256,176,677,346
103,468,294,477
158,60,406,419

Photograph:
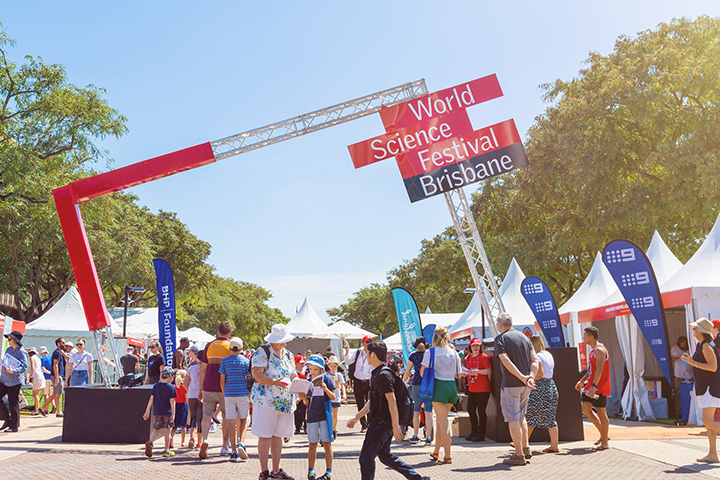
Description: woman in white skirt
27,349,45,415
682,318,720,463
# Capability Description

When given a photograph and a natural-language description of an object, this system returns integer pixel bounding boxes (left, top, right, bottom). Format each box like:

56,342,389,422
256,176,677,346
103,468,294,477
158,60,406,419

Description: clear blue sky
3,1,719,322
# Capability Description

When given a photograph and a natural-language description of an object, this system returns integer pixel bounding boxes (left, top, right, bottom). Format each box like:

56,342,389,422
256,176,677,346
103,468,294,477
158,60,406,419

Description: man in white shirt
349,336,373,432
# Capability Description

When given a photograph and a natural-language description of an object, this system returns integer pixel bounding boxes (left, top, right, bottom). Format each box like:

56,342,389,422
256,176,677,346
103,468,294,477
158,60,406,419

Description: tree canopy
330,16,720,332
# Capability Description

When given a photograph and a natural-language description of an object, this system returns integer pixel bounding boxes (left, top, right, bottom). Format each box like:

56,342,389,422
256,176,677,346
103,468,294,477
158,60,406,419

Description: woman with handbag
421,326,462,464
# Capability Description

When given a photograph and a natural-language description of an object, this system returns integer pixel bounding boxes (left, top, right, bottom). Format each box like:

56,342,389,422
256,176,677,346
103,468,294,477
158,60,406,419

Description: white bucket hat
264,324,295,344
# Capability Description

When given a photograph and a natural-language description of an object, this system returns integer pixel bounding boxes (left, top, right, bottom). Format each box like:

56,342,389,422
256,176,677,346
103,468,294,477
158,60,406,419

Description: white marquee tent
285,298,340,357
179,326,216,348
108,306,180,342
23,287,123,351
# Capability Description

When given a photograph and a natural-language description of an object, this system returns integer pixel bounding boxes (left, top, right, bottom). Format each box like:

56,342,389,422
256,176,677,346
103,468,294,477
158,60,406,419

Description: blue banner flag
603,240,671,382
153,258,177,368
391,287,423,364
520,276,565,348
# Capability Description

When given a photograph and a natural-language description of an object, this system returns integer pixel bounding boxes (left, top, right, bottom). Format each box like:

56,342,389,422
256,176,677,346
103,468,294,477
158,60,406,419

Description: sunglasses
76,343,84,346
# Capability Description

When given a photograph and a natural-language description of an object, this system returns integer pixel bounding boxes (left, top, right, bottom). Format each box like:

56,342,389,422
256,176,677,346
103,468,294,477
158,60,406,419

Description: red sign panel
348,75,528,202
379,74,503,129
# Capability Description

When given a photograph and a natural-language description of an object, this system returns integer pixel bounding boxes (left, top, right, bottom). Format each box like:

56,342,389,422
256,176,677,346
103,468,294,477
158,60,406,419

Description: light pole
122,286,146,338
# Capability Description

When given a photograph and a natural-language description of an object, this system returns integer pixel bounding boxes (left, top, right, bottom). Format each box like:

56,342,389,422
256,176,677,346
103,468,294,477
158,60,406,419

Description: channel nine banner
348,75,529,203
153,258,177,367
602,240,671,382
391,287,423,364
520,276,565,348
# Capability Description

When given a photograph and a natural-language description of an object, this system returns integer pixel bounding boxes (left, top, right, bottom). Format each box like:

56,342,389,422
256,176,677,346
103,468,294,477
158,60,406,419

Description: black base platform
485,347,584,443
62,384,152,443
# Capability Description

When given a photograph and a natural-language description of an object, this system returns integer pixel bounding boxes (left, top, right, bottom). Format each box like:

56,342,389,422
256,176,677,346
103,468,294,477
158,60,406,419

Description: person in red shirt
294,355,308,434
463,338,492,442
575,326,610,450
171,369,189,448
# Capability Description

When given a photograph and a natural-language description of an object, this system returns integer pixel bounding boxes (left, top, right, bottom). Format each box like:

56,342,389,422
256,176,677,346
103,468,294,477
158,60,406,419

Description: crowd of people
7,312,720,476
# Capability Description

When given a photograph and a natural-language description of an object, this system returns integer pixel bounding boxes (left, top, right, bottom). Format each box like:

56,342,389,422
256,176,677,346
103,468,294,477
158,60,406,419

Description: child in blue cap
301,354,336,480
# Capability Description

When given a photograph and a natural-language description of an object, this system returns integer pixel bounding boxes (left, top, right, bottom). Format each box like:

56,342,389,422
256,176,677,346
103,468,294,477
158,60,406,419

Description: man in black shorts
575,326,610,450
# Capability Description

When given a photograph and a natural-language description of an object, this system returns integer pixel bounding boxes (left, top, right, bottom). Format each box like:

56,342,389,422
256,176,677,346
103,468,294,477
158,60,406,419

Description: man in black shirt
347,341,430,480
120,346,140,376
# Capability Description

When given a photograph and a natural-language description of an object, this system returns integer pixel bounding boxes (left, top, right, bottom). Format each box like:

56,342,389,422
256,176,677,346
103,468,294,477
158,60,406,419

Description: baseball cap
362,335,373,344
712,319,720,331
230,337,243,350
161,366,176,379
189,344,200,352
126,346,135,351
327,355,340,365
294,354,306,364
306,354,325,369
179,336,190,343
470,337,482,346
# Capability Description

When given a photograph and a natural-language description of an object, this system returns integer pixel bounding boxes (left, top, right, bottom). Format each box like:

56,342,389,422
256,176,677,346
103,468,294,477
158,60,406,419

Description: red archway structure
52,143,215,332
51,80,427,385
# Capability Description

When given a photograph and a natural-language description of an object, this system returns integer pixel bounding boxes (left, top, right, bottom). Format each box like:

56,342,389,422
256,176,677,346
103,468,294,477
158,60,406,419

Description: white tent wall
616,315,655,420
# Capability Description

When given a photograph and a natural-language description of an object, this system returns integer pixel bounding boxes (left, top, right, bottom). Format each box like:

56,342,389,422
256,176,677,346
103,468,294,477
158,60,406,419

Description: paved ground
0,406,718,479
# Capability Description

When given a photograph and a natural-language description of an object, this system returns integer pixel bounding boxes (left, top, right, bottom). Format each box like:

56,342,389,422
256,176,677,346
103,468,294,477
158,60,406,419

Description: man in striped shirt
220,337,251,462
198,321,232,459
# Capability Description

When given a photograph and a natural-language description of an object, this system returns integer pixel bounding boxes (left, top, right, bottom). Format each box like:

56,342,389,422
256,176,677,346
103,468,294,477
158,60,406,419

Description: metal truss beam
444,187,505,338
210,80,428,160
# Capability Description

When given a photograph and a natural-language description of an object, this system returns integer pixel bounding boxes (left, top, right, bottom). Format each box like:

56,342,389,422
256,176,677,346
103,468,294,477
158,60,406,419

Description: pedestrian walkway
0,406,714,479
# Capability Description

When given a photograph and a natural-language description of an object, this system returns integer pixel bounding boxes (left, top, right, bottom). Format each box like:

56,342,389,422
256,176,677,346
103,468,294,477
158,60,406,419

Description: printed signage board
348,75,529,202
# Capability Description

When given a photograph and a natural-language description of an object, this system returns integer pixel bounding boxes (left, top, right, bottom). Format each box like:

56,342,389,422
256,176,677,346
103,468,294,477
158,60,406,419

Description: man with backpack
347,341,430,480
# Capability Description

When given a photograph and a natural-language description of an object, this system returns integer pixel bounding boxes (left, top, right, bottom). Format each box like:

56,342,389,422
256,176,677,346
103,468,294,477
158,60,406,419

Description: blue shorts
410,384,433,413
307,420,331,443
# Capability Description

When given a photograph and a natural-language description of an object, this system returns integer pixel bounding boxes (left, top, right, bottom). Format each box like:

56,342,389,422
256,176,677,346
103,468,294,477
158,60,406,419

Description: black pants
359,422,421,480
354,379,370,428
467,391,490,439
0,382,21,429
294,400,307,432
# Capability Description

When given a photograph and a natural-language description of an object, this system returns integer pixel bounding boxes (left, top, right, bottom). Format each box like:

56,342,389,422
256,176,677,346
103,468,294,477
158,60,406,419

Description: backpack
383,366,414,427
246,345,271,391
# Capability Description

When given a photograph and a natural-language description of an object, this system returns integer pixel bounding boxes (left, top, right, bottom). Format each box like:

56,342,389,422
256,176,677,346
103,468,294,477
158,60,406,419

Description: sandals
697,456,719,463
438,457,452,464
429,452,439,461
594,445,609,451
542,447,560,453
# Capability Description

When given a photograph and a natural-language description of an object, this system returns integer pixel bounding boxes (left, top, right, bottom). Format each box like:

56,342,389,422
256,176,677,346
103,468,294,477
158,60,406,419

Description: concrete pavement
0,405,715,479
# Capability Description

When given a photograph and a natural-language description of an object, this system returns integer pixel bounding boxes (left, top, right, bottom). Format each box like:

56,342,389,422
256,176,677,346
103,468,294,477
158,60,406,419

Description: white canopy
559,252,617,319
26,287,121,334
23,286,123,353
285,297,332,339
383,331,403,350
662,213,720,293
179,327,215,347
325,320,376,340
449,258,537,338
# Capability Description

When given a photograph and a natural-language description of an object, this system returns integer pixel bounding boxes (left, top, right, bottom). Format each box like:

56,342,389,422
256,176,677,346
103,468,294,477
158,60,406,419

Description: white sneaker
209,423,217,433
220,447,231,456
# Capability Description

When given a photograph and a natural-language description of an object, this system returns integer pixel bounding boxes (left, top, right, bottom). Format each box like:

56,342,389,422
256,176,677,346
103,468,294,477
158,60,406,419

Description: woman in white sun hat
251,324,297,480
682,317,720,464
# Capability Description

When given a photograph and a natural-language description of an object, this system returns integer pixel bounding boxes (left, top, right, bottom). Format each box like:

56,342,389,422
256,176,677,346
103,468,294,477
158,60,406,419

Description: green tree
472,15,720,302
0,23,128,320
